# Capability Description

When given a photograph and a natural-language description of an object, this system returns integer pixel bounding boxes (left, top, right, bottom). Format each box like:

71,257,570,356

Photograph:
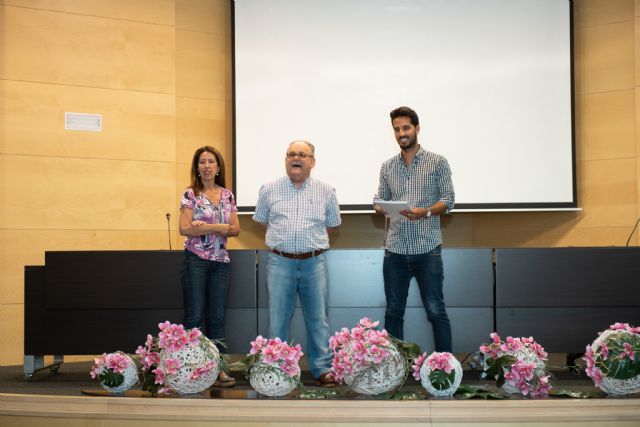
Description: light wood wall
0,0,638,366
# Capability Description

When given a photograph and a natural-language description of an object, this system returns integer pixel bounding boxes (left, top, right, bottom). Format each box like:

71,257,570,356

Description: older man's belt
271,249,326,260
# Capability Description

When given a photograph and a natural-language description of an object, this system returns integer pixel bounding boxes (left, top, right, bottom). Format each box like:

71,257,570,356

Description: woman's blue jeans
182,250,230,346
266,252,331,378
383,246,452,352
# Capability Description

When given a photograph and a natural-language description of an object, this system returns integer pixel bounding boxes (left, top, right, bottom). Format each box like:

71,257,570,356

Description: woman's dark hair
390,106,419,126
190,146,226,195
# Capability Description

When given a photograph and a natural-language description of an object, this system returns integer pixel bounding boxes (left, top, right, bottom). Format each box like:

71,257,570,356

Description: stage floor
1,360,640,426
0,359,599,397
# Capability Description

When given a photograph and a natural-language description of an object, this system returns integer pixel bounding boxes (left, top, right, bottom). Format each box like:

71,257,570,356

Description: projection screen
233,0,575,212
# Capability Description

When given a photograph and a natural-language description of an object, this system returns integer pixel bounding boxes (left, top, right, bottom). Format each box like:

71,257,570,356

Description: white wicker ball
98,354,138,394
590,329,640,396
500,347,546,395
343,343,407,395
249,362,297,396
419,355,463,398
160,337,220,394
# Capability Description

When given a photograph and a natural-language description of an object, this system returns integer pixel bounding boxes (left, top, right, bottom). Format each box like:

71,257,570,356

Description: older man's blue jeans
383,246,452,352
266,252,331,378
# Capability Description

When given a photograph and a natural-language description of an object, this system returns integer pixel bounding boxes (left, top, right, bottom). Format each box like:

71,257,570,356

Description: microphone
166,213,172,250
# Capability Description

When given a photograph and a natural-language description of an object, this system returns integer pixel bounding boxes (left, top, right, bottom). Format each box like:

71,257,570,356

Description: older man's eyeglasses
286,152,313,159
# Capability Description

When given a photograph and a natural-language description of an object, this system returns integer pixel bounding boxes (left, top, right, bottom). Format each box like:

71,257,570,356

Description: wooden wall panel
2,155,176,230
1,80,176,161
574,0,634,28
175,0,227,34
0,303,24,365
2,0,175,25
575,20,635,94
576,90,636,161
176,30,226,99
1,6,175,92
176,98,226,164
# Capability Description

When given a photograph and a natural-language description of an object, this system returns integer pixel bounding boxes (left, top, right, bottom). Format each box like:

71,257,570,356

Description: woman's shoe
212,370,237,388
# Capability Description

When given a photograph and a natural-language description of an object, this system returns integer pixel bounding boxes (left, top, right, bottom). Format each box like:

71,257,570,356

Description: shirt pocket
301,194,326,226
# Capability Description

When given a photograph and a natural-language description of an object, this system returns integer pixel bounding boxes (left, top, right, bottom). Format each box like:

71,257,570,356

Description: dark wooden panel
45,251,183,310
44,250,257,310
496,308,640,353
495,247,640,307
227,250,258,308
24,266,46,355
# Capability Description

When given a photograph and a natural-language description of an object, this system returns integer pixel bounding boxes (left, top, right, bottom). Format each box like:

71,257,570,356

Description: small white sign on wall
64,112,102,132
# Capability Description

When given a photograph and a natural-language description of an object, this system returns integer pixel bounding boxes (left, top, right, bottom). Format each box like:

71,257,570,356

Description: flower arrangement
412,351,462,397
329,317,415,395
241,336,304,396
584,322,640,395
90,351,138,393
479,332,550,398
135,321,220,394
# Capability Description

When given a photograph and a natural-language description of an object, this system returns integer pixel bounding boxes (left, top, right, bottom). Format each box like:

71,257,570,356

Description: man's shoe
316,372,338,388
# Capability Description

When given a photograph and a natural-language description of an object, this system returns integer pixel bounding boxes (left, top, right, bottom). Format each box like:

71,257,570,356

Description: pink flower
280,359,301,377
490,332,501,344
262,343,279,365
105,352,130,373
158,322,190,352
351,341,367,361
351,326,365,342
411,353,428,380
610,322,630,331
163,358,181,375
250,335,268,355
500,336,523,352
145,334,154,350
358,317,380,329
187,328,202,347
330,328,351,350
583,345,595,369
369,345,387,364
152,367,166,385
588,366,604,386
623,342,635,361
599,343,609,359
426,352,455,374
366,329,389,346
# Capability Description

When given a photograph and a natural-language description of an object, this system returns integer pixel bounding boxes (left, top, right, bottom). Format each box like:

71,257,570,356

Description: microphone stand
166,213,172,250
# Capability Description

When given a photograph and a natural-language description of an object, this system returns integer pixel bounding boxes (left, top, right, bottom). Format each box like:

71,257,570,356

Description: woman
179,146,240,386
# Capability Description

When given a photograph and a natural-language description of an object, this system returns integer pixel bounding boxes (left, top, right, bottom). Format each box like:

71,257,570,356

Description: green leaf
99,370,125,388
299,389,340,399
454,384,506,399
548,389,602,399
429,369,455,390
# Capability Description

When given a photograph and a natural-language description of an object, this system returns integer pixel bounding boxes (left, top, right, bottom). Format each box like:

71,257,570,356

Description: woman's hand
214,223,231,236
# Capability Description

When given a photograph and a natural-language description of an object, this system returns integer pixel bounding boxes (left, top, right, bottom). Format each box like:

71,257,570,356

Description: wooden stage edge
1,393,640,425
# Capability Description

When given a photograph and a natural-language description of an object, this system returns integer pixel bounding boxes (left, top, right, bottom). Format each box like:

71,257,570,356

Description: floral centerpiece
90,351,138,394
412,351,462,398
135,321,220,394
479,332,550,398
584,322,640,395
241,336,303,396
330,317,416,395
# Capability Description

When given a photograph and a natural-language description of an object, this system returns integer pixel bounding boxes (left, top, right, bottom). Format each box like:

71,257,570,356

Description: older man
253,140,341,386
